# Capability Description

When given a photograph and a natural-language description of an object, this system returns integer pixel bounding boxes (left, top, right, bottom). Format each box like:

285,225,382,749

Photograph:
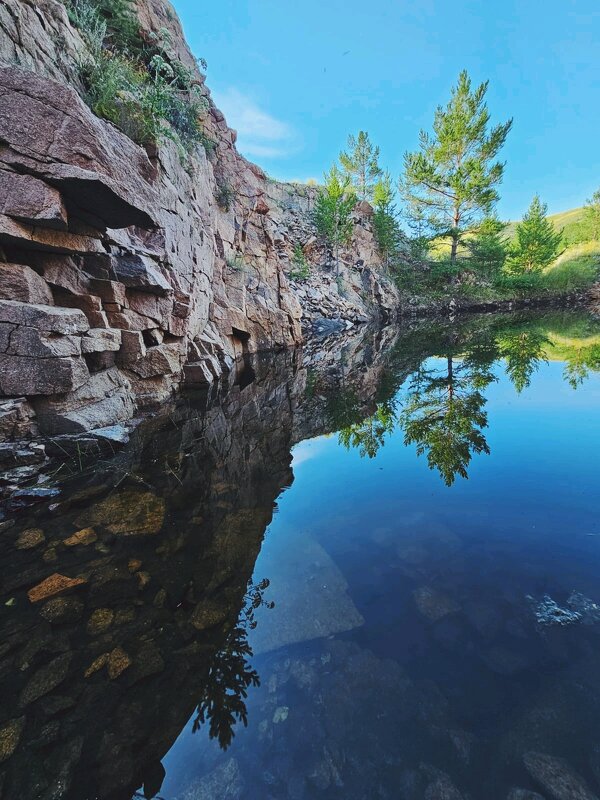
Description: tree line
311,70,600,293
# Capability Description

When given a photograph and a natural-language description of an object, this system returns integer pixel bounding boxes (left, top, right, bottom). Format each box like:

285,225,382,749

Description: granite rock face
0,0,397,436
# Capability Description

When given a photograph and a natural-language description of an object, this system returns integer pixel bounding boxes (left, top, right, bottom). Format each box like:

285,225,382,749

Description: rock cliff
0,0,398,437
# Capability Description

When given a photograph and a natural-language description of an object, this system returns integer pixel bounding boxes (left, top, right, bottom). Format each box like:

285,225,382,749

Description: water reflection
0,310,599,799
337,312,600,484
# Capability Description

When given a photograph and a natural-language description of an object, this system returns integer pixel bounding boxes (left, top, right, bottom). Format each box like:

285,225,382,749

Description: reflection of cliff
0,325,397,800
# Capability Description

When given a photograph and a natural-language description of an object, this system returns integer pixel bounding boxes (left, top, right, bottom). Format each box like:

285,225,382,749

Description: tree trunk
447,355,454,399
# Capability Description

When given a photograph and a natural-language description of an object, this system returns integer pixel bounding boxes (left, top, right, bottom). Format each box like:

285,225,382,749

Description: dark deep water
1,310,600,800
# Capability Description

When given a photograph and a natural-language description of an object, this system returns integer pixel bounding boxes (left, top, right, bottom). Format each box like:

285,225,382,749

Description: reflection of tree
399,354,495,486
326,387,362,431
499,330,549,392
338,400,396,458
562,344,600,389
193,579,273,750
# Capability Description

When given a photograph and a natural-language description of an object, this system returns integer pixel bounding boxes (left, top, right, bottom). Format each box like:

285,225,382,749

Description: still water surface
161,311,600,799
1,311,600,800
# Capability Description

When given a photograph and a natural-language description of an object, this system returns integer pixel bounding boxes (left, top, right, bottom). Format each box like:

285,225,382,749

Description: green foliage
339,130,383,201
313,166,356,276
372,173,403,266
215,180,235,211
289,244,310,280
193,578,272,750
498,330,549,392
584,189,600,241
400,70,512,268
399,354,495,486
506,195,563,273
68,0,208,153
226,255,245,272
338,401,396,458
465,215,508,277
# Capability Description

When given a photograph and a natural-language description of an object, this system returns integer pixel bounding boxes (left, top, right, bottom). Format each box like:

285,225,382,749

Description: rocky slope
0,0,397,439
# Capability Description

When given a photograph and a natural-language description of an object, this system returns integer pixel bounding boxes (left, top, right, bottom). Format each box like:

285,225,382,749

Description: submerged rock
527,595,582,627
523,751,599,800
507,789,547,800
414,586,460,622
566,592,600,625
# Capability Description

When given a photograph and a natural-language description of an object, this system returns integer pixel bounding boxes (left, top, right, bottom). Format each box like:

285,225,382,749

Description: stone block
0,262,54,304
0,299,88,333
0,397,38,441
108,253,171,295
89,279,128,306
0,353,89,395
0,170,67,229
81,328,121,353
3,324,81,357
129,344,181,378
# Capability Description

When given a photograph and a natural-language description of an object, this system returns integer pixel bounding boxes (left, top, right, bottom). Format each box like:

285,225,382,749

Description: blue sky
173,0,600,220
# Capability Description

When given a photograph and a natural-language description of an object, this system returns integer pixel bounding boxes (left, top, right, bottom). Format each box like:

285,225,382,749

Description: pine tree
400,70,512,272
313,166,356,277
372,173,402,266
466,215,508,277
507,195,562,273
339,131,382,201
584,189,600,240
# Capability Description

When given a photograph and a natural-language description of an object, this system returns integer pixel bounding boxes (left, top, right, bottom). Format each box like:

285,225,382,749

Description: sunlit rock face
0,0,397,437
0,325,398,800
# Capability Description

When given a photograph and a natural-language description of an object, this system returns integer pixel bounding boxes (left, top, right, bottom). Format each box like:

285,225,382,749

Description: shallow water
1,310,600,800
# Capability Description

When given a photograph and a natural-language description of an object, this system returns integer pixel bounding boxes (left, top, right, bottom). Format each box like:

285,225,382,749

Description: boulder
523,752,599,800
0,262,54,304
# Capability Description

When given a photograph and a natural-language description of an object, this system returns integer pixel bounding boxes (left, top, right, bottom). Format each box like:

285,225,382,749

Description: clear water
160,311,600,800
2,310,600,800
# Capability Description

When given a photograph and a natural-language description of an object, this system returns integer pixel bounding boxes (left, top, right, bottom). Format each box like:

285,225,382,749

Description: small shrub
226,255,245,272
215,180,235,211
68,0,209,154
289,244,310,280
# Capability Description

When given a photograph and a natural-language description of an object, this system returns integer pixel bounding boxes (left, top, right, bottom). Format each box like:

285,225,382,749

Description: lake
1,310,600,800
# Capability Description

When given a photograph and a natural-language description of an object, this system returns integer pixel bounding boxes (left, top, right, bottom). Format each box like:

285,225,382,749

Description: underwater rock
414,586,460,622
507,789,547,800
39,596,84,625
15,527,45,549
250,534,364,655
78,490,165,535
527,595,582,627
27,572,87,603
566,592,600,625
523,751,599,800
19,653,72,706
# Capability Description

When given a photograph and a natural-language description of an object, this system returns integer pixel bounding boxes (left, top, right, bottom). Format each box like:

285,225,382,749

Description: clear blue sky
173,0,600,220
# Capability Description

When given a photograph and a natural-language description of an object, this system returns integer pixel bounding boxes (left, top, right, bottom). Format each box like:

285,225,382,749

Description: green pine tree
507,195,563,273
584,188,600,240
372,173,402,266
466,215,508,278
339,131,382,201
313,166,356,278
400,70,512,273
